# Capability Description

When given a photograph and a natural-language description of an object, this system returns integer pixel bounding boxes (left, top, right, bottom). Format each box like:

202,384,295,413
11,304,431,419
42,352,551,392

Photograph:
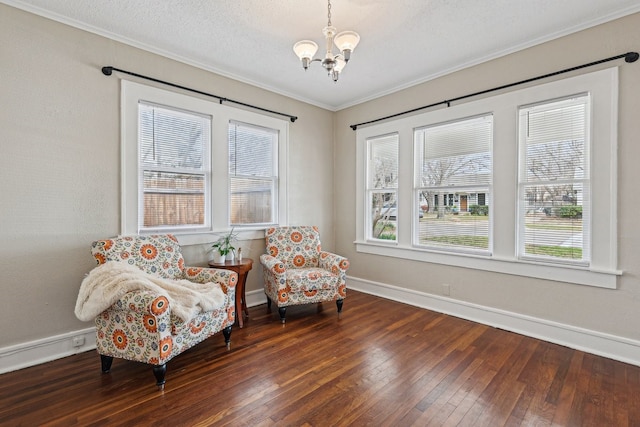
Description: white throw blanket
75,262,225,323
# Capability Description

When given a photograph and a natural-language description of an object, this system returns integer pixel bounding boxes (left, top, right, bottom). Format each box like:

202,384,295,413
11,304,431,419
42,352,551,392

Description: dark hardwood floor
2,290,639,426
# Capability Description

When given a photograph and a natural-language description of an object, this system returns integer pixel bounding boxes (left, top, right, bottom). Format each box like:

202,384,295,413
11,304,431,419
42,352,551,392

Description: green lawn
420,236,582,259
525,244,582,259
421,235,489,249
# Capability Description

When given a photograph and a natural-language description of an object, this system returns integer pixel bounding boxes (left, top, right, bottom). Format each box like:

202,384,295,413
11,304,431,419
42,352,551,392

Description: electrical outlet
72,336,85,347
442,284,451,296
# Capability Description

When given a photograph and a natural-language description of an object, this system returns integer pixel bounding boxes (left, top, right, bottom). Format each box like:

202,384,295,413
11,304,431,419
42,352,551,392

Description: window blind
518,95,589,264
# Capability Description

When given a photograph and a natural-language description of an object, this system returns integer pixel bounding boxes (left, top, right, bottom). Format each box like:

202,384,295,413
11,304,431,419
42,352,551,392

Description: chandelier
293,0,360,82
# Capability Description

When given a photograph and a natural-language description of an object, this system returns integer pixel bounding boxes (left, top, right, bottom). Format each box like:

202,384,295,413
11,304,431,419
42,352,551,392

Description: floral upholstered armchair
79,234,237,389
260,226,349,323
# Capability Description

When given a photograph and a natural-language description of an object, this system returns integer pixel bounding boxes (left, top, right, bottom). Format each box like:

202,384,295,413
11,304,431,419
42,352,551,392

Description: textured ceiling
5,0,640,110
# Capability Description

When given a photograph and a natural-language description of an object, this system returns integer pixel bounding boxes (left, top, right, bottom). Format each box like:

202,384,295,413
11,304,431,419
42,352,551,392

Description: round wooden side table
208,258,253,328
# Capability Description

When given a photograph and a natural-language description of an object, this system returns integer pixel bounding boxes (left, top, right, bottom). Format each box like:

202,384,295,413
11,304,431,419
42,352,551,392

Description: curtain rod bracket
101,66,298,123
350,50,638,131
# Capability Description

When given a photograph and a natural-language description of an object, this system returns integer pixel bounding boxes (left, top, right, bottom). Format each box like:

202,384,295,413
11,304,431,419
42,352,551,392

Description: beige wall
0,4,334,347
334,12,640,341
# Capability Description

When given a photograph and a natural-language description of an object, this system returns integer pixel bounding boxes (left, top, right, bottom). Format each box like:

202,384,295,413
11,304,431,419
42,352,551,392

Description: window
366,134,399,241
355,68,618,288
415,114,493,253
518,95,589,265
139,103,211,232
228,121,278,226
122,80,288,242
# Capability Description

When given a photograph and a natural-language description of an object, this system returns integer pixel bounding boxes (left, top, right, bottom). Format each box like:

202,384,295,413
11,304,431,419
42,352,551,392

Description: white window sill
355,241,621,289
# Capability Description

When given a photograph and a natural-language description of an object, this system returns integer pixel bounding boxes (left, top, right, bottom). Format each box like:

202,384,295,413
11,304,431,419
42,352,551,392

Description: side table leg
236,275,244,328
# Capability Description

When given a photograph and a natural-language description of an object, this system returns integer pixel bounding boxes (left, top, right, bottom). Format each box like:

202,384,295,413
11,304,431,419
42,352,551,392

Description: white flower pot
212,252,226,264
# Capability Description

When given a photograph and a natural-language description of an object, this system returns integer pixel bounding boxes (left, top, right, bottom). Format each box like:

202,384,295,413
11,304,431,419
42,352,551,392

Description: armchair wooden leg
266,296,272,311
336,299,344,319
100,355,113,373
223,325,232,349
278,307,287,324
153,364,166,390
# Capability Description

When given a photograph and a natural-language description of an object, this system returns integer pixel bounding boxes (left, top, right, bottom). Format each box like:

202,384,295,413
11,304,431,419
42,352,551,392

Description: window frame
413,113,494,255
228,120,280,227
137,101,212,234
517,94,591,266
122,80,289,245
355,67,620,289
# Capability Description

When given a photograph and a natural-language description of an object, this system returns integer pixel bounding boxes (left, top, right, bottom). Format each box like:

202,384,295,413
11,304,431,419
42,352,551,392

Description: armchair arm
110,290,164,314
94,290,174,361
184,266,237,296
319,251,350,277
259,254,287,280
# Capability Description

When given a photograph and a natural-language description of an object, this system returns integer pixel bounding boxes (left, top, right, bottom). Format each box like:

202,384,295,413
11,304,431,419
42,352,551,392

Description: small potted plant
209,228,238,263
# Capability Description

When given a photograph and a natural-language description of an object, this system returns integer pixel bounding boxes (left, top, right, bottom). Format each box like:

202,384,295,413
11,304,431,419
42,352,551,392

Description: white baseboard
246,288,268,308
0,292,269,375
348,275,640,367
3,281,638,374
0,327,96,374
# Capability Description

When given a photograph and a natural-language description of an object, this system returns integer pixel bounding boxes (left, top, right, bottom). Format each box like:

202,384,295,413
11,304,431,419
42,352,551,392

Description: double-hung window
122,80,288,242
228,121,278,226
414,114,493,253
518,95,590,265
138,102,211,233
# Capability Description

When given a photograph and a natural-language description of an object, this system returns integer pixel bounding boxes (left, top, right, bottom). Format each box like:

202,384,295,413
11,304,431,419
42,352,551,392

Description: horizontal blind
415,114,492,252
228,121,277,225
518,95,589,264
139,102,210,229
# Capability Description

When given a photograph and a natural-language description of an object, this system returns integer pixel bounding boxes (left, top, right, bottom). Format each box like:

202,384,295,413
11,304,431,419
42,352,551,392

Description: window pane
518,95,589,264
230,177,274,225
521,183,585,260
368,134,398,189
416,115,492,252
140,103,208,170
367,134,399,241
370,192,397,241
138,103,210,231
229,121,277,225
142,171,205,227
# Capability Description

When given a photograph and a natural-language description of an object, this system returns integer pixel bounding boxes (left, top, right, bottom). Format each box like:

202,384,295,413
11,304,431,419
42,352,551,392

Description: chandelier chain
327,0,332,26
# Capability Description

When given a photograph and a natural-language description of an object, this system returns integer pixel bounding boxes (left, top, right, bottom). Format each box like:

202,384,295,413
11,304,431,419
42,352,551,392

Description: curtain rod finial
350,125,357,131
101,66,113,76
625,52,639,63
290,117,298,123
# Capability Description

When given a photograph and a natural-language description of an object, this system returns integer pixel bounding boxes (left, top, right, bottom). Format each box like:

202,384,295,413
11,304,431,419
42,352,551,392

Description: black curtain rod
101,66,298,123
350,51,639,131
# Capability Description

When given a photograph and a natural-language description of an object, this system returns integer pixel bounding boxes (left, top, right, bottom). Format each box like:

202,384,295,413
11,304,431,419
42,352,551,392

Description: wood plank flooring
1,290,639,426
